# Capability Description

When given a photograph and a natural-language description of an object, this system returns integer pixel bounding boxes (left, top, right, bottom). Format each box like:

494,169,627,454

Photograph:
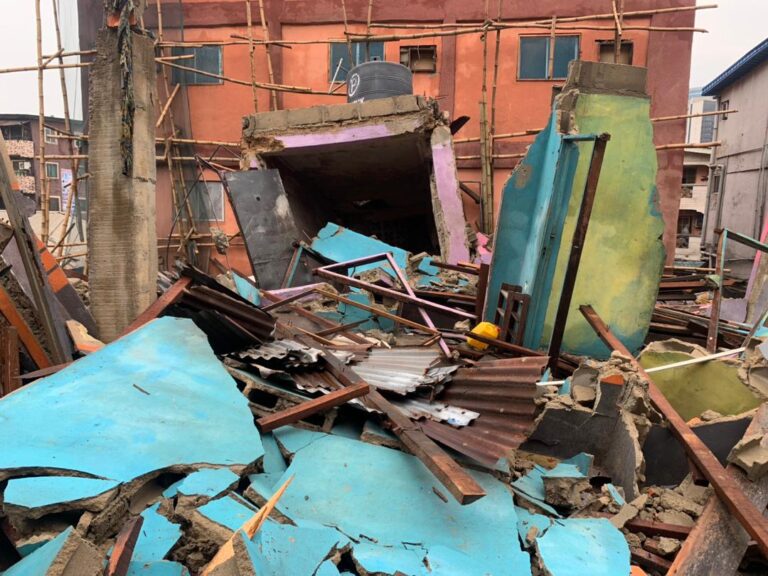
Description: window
519,36,579,80
170,46,222,85
49,196,61,212
699,100,717,143
0,123,32,141
719,99,730,121
189,181,224,222
12,160,31,177
682,166,697,185
597,40,633,65
44,127,57,144
400,45,437,73
45,162,59,179
329,41,385,82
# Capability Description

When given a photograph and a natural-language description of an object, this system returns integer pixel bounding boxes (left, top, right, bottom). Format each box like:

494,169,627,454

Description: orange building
78,0,697,274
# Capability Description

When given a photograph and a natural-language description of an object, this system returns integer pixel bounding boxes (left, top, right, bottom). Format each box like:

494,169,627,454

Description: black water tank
347,61,413,103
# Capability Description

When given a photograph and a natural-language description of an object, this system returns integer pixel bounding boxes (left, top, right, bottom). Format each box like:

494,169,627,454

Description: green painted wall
540,93,665,357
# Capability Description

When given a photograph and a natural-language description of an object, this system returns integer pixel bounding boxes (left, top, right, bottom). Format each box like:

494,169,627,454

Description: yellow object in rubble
467,321,500,350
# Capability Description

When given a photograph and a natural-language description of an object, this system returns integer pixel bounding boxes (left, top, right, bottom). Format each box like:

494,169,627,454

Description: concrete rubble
2,58,768,576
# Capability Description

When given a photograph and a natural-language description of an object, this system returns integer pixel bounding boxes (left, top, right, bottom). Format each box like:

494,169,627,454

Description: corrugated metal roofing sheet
350,347,458,394
422,356,550,467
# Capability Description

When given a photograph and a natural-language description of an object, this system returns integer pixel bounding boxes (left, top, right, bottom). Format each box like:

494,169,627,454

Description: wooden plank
120,276,192,337
631,548,672,572
105,516,143,576
256,382,369,432
475,263,490,319
0,285,51,369
0,326,19,396
667,403,768,575
579,305,768,560
625,519,691,540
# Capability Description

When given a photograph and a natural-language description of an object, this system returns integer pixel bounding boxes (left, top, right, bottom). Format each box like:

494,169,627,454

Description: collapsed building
1,4,768,576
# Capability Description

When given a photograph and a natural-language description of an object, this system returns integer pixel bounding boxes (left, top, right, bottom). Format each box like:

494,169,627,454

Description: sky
0,0,765,119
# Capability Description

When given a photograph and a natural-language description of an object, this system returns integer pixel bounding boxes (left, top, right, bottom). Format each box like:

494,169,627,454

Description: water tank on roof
347,61,413,103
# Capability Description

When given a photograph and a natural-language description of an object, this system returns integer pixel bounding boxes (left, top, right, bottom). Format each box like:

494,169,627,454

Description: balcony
679,184,707,212
5,139,34,158
16,175,36,195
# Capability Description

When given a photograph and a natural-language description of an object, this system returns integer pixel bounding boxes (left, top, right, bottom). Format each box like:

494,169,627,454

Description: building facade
78,0,697,275
674,89,716,263
0,114,86,214
702,37,768,280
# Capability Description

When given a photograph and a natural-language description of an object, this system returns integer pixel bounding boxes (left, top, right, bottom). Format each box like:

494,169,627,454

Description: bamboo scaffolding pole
341,0,354,63
42,49,96,59
457,153,526,160
34,0,50,244
548,16,557,79
368,4,716,29
257,0,278,110
488,0,502,203
478,6,493,235
652,109,738,122
156,59,341,96
0,62,91,74
155,54,195,62
155,83,180,129
612,0,624,63
245,0,259,113
51,0,80,255
454,128,543,144
656,141,722,151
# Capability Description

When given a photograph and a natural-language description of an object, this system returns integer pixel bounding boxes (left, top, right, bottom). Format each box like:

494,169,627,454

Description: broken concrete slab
542,464,591,509
127,561,189,575
727,432,768,481
3,526,102,576
3,476,120,518
534,518,630,576
163,468,240,503
0,317,264,485
269,427,531,575
131,503,182,565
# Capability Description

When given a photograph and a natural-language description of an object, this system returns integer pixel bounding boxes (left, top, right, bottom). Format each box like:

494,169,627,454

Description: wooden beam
624,519,691,540
0,326,20,396
0,285,51,369
579,305,768,560
256,382,369,432
631,548,671,573
106,516,143,576
120,276,192,337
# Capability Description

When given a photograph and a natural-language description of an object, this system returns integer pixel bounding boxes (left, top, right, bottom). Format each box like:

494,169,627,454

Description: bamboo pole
156,59,339,96
479,6,493,235
368,4,716,29
548,16,557,79
0,62,91,75
34,0,49,244
51,0,80,255
656,141,722,151
652,109,738,122
612,0,624,63
257,0,278,110
42,49,97,59
341,0,354,63
245,0,259,113
155,83,180,129
454,128,543,143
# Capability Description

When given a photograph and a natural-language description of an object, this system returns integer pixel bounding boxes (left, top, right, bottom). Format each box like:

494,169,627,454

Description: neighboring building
701,37,768,279
0,114,86,214
77,0,696,275
674,89,716,262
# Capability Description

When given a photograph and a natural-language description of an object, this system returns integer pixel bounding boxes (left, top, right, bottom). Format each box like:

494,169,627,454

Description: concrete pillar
88,29,157,342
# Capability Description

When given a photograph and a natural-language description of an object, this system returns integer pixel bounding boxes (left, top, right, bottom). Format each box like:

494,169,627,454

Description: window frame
399,45,437,73
719,99,730,121
44,126,58,145
329,41,386,82
49,196,61,212
190,181,225,222
170,46,223,86
518,34,580,81
596,39,634,65
45,162,59,180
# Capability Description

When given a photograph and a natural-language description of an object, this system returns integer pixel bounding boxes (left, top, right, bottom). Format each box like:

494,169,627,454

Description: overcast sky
0,0,765,119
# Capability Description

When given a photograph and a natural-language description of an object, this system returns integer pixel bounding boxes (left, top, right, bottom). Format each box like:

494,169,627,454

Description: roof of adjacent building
703,37,768,96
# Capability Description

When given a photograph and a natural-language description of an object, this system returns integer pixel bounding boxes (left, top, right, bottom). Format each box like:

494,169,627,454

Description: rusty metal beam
547,134,609,370
0,284,51,369
106,516,144,576
579,304,768,559
256,382,369,432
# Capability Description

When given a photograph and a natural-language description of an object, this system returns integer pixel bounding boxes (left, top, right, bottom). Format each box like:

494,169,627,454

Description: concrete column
88,29,157,342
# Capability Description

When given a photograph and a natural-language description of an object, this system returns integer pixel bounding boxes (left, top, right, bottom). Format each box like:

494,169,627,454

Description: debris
727,432,768,481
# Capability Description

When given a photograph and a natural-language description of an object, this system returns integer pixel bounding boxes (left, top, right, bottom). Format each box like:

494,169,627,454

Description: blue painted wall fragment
311,223,409,277
127,561,189,576
0,317,264,483
196,494,258,532
3,527,75,576
268,428,531,576
232,271,261,306
131,503,182,564
535,518,630,576
162,468,239,499
3,476,120,510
